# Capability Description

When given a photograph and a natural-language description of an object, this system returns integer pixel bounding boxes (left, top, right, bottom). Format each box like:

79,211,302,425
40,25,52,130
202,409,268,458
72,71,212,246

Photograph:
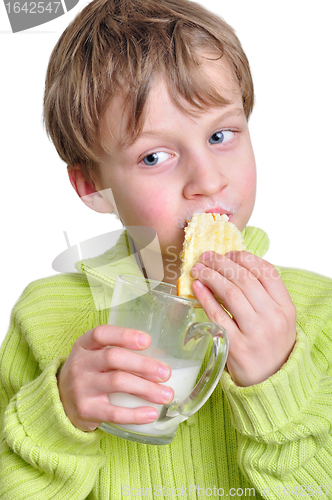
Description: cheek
244,170,257,197
124,187,175,225
239,154,257,199
146,191,179,228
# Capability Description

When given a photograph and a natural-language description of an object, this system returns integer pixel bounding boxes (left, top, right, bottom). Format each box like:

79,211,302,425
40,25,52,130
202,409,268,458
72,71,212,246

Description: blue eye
142,151,170,166
209,130,234,145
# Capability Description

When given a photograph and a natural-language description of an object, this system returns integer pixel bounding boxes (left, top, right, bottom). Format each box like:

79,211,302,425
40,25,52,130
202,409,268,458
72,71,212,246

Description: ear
68,165,114,214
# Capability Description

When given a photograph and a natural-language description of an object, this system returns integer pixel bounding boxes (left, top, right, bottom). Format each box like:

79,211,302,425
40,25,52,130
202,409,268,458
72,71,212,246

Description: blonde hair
44,0,254,182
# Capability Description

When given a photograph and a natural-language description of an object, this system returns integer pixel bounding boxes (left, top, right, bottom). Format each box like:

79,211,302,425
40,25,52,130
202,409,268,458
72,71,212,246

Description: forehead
99,55,242,152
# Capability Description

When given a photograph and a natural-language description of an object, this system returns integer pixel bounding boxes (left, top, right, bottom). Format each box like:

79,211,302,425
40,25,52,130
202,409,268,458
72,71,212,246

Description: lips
205,208,229,215
204,208,232,221
183,209,232,229
180,202,237,230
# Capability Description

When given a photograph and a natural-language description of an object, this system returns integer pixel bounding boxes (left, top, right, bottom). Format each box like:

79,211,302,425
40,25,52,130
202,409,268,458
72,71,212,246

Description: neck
133,238,182,286
160,252,182,286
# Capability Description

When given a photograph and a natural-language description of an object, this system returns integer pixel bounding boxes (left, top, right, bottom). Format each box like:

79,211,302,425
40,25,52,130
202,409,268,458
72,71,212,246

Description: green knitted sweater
1,227,332,499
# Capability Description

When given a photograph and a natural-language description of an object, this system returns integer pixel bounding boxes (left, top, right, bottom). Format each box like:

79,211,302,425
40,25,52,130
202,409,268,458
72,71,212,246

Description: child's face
93,56,256,267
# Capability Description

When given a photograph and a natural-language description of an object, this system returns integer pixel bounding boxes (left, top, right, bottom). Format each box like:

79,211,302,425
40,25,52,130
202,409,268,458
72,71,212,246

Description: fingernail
147,409,159,422
191,262,205,277
194,280,204,289
158,364,170,379
201,251,212,261
162,387,174,402
138,333,149,346
87,423,98,431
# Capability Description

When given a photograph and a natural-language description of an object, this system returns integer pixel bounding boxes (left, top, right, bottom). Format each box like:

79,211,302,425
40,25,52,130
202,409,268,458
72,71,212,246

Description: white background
1,1,331,345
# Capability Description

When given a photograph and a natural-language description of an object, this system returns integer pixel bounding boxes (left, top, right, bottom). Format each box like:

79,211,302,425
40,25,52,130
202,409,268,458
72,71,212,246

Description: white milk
108,362,201,435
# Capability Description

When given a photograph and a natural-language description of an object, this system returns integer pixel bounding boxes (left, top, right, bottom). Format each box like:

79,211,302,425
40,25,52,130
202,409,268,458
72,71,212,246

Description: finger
191,279,238,341
92,347,171,382
199,251,275,313
191,263,255,322
75,398,160,430
95,371,174,405
78,325,151,351
225,251,292,306
100,402,160,426
78,372,173,427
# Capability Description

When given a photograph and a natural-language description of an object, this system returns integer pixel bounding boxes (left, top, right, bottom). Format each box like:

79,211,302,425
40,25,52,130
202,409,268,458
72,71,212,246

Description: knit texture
1,227,332,499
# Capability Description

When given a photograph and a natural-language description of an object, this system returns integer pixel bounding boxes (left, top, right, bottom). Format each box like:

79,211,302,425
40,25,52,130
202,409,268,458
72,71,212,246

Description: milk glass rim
117,274,200,306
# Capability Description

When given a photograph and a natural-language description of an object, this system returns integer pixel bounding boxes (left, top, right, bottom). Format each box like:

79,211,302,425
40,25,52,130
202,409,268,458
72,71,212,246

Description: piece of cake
177,213,245,298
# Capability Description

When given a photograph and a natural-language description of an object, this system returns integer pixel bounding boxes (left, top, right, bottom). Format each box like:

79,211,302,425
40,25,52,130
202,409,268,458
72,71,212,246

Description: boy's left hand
191,251,297,387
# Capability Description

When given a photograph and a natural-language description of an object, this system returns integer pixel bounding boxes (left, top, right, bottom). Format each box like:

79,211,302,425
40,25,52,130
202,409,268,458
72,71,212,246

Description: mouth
204,207,231,219
183,209,233,229
176,202,237,230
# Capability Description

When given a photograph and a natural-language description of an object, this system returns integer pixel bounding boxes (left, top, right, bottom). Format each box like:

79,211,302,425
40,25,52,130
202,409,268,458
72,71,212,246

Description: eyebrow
136,107,246,141
208,107,246,129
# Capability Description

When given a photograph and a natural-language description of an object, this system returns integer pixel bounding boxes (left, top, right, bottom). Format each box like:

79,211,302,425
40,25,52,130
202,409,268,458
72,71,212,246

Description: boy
1,0,332,499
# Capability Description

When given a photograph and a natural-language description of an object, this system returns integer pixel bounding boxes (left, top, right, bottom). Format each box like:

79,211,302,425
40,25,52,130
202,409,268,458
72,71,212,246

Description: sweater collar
76,226,269,310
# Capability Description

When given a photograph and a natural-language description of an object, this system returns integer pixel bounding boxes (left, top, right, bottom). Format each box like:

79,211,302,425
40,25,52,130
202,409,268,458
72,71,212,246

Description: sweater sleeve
220,269,332,499
0,276,106,500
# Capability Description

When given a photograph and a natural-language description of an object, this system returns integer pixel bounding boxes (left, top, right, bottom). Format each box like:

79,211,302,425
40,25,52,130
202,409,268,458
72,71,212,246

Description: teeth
177,213,245,299
173,202,237,228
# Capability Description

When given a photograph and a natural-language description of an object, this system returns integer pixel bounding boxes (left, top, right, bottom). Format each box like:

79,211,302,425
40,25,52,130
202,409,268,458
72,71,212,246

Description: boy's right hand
57,325,174,432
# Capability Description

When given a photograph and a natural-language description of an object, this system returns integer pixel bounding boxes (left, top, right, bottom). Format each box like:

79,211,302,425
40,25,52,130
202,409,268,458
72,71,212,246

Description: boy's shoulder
279,265,332,332
9,272,99,366
16,272,92,310
12,271,99,330
11,230,137,340
279,265,332,295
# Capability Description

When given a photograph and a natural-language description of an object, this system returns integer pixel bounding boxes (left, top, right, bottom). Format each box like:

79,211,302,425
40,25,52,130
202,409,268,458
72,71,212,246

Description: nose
183,150,229,200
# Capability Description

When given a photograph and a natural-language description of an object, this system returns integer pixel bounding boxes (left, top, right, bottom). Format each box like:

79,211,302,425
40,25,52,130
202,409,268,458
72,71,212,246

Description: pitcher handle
157,322,228,428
